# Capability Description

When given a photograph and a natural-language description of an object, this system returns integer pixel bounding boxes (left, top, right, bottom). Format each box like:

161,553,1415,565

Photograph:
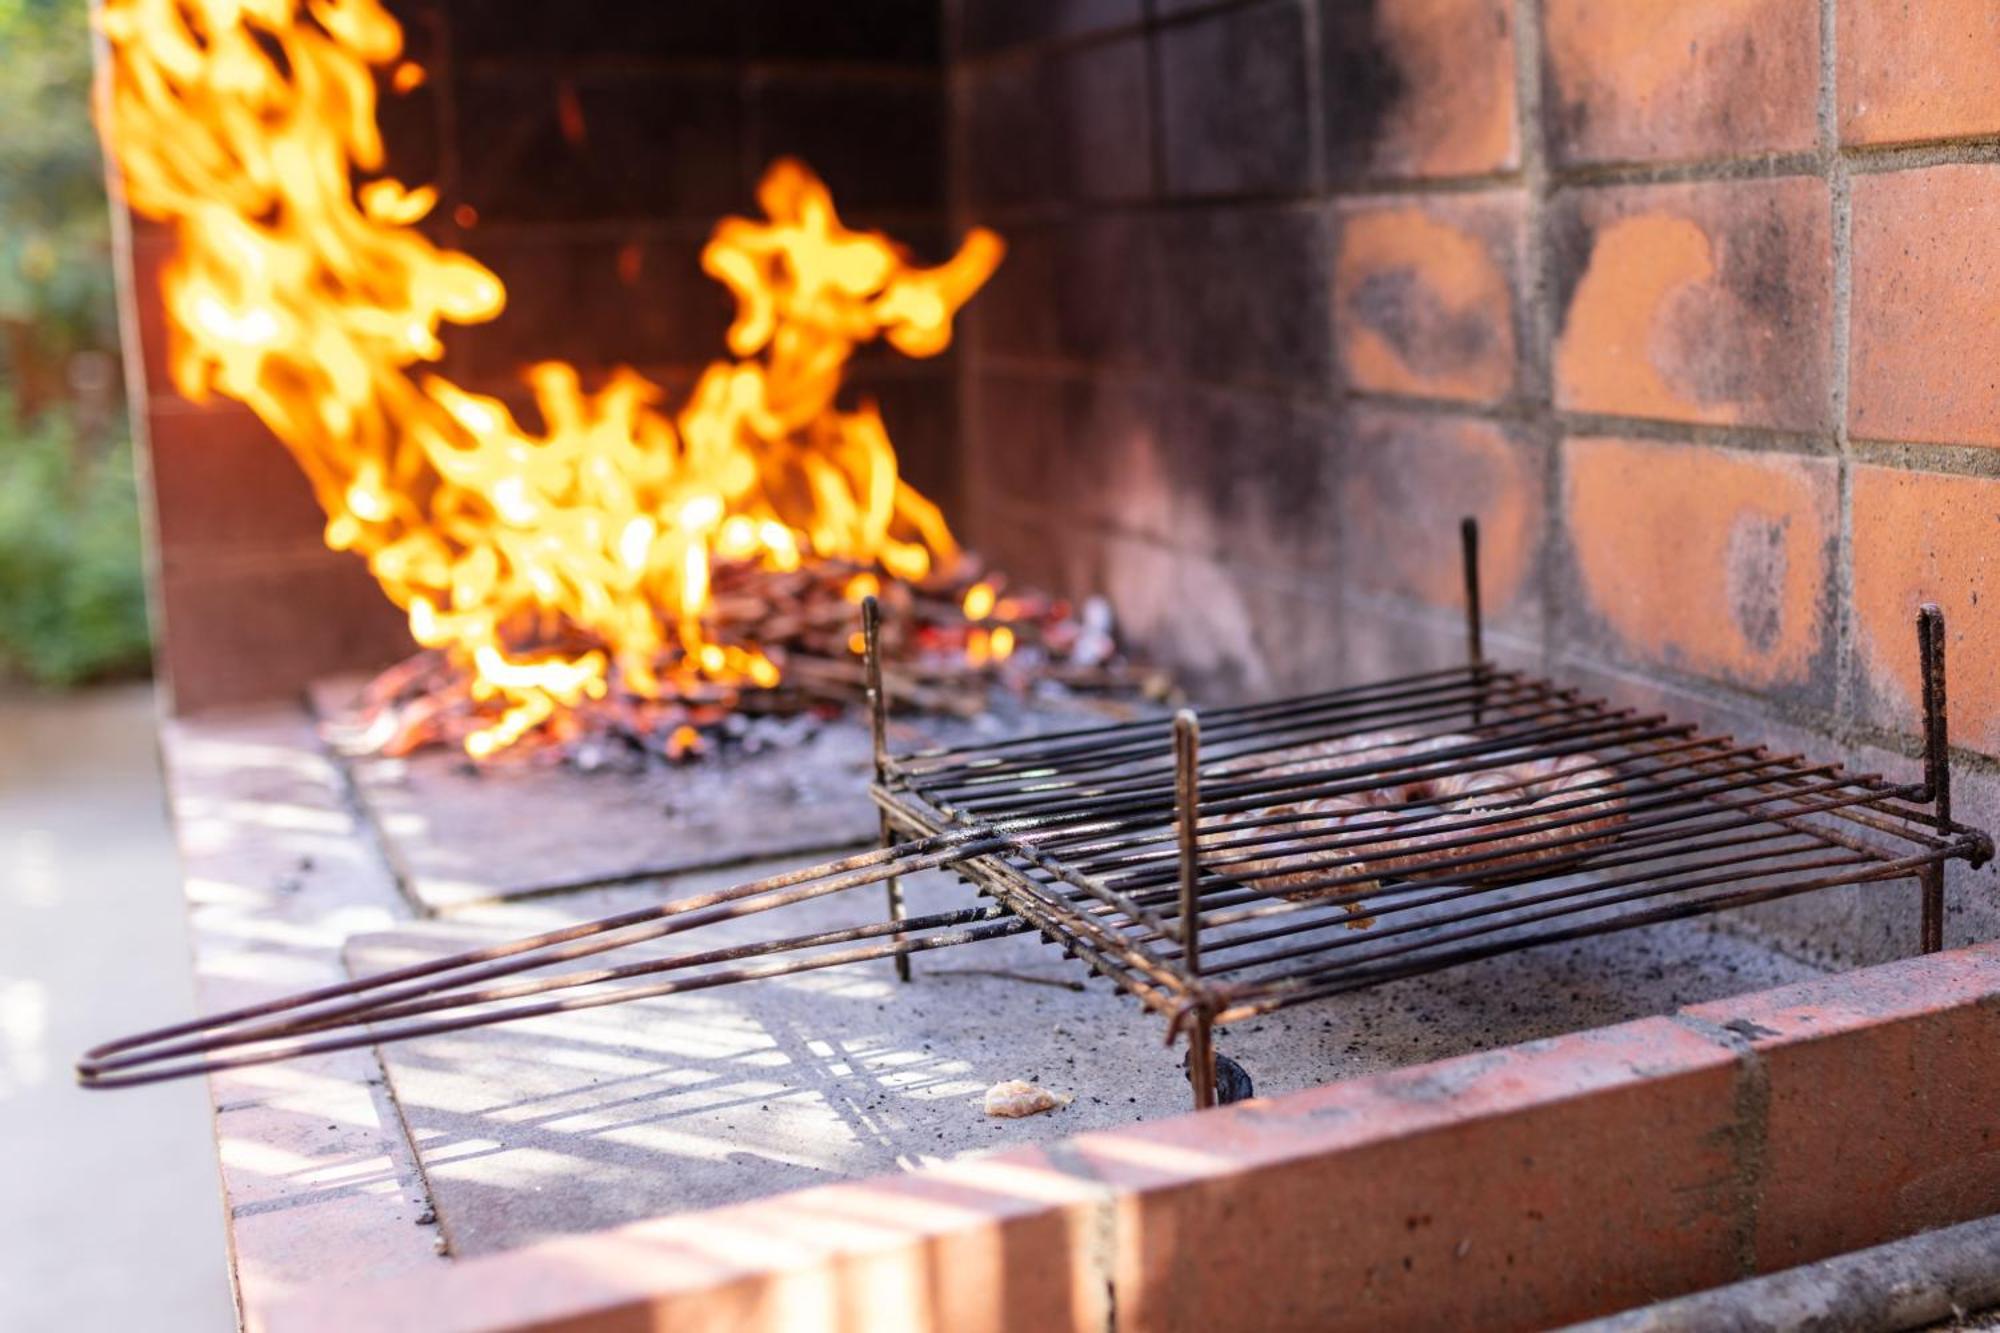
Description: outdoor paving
0,684,235,1333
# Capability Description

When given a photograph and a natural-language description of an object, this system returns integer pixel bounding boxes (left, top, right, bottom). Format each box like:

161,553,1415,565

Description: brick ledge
266,940,2000,1333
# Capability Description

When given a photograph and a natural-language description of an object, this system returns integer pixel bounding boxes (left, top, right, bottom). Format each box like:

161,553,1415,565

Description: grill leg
1187,1012,1217,1110
1462,516,1486,726
1173,710,1212,1109
862,596,911,982
1920,862,1945,955
881,814,911,983
1917,604,1951,957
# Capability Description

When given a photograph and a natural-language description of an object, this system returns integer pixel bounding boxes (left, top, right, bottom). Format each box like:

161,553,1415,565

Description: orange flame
96,0,1002,757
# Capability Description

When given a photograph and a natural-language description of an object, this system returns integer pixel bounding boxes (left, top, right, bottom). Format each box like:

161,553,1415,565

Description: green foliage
0,398,151,685
0,0,150,685
0,0,117,357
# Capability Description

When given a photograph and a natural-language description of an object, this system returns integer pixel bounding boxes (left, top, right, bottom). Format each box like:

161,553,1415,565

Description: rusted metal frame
988,736,1784,912
1131,777,1911,959
1025,734,1739,876
1695,765,1963,864
1114,707,1673,820
919,676,1574,813
890,662,1500,774
1197,767,1918,906
1142,826,1814,943
1164,829,1831,949
927,676,1552,794
875,776,1220,1013
1188,845,1880,981
1664,738,1927,852
862,596,912,981
918,848,1189,1017
1462,516,1487,728
1119,742,1802,889
998,837,1187,954
872,780,1198,951
926,670,1547,773
1059,773,1908,962
1209,850,1946,1023
918,676,1564,798
962,707,1683,827
118,904,1029,1065
81,915,1032,1090
1081,822,1832,965
937,692,1620,817
1172,757,1817,888
888,706,1970,1004
1103,757,1862,905
80,831,1009,1080
870,786,1201,1004
1201,695,1587,776
887,670,1506,788
967,808,1821,965
1919,603,1952,952
1111,733,1768,871
80,830,987,1071
1220,849,1897,997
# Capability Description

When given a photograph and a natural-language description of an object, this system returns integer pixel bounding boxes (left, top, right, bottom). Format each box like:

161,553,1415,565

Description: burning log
331,560,1159,767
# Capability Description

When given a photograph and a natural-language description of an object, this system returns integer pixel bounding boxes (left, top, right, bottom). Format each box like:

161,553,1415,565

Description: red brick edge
265,942,2000,1333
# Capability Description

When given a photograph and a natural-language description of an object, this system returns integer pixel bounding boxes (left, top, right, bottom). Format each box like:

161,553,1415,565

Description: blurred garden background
1,5,234,1328
0,0,150,690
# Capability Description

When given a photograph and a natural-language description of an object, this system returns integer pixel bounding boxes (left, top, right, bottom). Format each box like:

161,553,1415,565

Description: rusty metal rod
80,915,1028,1090
79,830,1006,1076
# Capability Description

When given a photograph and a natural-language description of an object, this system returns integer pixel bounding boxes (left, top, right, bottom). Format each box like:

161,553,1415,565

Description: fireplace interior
103,0,2000,1301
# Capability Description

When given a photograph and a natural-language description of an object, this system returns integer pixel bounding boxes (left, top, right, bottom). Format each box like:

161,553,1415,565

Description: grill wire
877,659,1988,1029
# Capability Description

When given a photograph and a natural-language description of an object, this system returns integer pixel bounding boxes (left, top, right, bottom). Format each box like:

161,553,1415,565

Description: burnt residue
1726,512,1791,657
1550,185,1822,426
1660,195,1817,421
1347,267,1497,381
1320,0,1405,183
1545,194,1598,343
1720,205,1805,337
1161,383,1337,573
1544,87,1591,169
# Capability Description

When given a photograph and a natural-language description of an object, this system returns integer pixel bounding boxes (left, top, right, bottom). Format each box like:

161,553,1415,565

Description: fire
96,0,1003,757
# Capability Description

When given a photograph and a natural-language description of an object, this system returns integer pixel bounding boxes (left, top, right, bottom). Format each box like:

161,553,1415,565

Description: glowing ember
96,0,1013,758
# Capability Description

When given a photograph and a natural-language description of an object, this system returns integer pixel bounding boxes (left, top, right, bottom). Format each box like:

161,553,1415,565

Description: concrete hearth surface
349,869,1819,1257
309,673,1154,913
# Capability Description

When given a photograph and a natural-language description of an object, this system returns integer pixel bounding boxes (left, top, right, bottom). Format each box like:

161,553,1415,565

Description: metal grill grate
869,521,1991,1104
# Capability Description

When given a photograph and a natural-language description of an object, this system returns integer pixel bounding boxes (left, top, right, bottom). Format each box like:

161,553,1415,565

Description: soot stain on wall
1726,512,1790,657
1320,0,1406,181
1546,197,1598,341
1348,267,1498,381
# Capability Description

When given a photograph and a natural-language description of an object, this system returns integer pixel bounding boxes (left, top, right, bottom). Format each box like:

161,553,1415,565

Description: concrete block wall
119,0,956,712
946,0,2000,954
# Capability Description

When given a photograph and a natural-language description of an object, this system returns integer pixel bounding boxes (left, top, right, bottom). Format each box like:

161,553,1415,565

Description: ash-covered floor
347,862,1822,1256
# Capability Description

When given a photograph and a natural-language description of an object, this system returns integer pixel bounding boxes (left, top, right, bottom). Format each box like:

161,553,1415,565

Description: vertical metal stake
1461,516,1486,726
862,597,911,982
1175,709,1216,1110
1918,603,1950,954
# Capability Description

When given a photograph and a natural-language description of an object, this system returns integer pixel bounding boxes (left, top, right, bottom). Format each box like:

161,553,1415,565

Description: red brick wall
949,0,2000,953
